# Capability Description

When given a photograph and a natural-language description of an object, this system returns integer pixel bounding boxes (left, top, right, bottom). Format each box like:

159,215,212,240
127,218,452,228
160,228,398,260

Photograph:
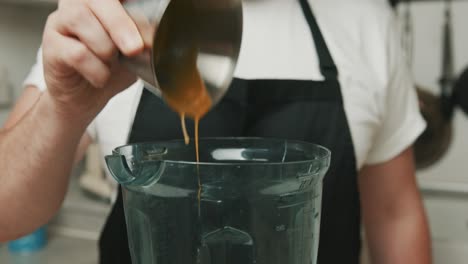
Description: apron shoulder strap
298,0,338,80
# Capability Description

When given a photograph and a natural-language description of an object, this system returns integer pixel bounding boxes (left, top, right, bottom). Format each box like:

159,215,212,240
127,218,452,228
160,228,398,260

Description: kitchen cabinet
425,196,468,242
422,186,468,264
432,241,468,263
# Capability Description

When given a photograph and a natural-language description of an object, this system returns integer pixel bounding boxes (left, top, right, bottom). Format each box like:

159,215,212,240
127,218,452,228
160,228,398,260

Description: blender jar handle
105,154,165,187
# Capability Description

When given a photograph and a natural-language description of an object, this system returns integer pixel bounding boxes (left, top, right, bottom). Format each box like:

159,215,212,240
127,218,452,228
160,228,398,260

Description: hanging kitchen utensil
414,88,453,169
438,0,457,119
403,0,455,169
452,65,468,115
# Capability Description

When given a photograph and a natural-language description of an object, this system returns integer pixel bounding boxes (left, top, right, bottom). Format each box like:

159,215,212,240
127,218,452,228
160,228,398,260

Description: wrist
39,91,96,130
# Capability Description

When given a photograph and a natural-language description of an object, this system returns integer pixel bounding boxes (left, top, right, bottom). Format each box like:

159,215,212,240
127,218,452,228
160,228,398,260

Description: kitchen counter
0,234,98,264
0,165,112,264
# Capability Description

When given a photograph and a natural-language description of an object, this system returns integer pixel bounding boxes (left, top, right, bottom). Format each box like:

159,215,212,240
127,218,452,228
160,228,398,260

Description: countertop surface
0,234,98,264
0,167,111,264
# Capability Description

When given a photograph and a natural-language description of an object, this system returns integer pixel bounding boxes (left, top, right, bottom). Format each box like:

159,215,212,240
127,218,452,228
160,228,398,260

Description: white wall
0,3,54,124
400,2,468,183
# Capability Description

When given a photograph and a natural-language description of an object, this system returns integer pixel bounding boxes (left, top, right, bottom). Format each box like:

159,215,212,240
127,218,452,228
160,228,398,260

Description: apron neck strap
298,0,338,80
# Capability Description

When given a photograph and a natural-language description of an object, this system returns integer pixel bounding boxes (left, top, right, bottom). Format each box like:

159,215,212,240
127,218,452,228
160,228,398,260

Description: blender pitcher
105,138,331,264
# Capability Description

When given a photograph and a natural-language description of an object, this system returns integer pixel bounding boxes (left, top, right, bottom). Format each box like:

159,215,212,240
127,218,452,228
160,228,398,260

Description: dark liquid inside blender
124,180,321,264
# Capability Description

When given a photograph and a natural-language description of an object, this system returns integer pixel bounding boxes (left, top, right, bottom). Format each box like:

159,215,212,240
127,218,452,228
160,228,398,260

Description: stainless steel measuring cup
121,0,243,108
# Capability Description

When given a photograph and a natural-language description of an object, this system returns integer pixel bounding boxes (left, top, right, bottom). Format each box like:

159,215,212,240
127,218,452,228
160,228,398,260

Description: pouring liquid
179,114,203,216
168,66,209,213
180,113,190,145
154,0,213,214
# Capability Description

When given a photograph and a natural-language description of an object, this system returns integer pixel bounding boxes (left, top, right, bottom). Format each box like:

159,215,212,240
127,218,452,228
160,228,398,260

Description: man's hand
359,147,432,264
42,0,144,121
0,0,148,242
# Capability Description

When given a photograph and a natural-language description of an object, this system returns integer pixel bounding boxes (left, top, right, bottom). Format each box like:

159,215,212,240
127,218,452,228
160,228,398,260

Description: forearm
360,148,431,264
0,92,92,241
365,205,431,264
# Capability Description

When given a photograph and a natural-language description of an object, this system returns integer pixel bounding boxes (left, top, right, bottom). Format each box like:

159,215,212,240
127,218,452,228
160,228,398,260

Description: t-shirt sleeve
22,47,97,141
365,13,426,165
23,47,47,92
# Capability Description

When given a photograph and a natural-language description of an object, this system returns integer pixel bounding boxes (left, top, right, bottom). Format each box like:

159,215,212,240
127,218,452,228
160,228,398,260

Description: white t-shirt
24,0,425,173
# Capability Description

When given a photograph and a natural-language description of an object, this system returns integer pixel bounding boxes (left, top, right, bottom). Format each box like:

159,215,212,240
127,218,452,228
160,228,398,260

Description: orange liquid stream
195,117,201,216
164,60,210,214
179,113,204,215
164,50,210,212
180,113,189,145
155,0,211,214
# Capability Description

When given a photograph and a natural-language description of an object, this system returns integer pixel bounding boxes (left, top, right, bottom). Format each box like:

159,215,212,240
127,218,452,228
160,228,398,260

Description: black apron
99,0,361,263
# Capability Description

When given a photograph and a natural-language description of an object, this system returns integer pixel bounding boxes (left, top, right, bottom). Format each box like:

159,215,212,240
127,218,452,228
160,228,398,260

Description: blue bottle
8,227,47,254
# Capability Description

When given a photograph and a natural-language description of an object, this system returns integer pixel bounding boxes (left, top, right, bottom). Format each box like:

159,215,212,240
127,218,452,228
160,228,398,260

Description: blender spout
105,155,137,186
105,154,165,187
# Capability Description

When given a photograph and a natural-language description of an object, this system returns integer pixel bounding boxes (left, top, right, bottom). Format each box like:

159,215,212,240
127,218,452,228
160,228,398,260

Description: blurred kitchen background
0,0,468,263
0,2,112,263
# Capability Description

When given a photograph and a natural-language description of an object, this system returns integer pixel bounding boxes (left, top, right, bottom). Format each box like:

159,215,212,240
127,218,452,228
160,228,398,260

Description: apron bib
99,1,361,263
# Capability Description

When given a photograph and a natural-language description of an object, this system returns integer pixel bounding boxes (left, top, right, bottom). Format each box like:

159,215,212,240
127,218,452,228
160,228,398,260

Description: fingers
63,36,111,89
128,10,154,49
43,26,111,89
44,0,145,90
56,0,144,58
55,2,117,62
86,0,144,56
